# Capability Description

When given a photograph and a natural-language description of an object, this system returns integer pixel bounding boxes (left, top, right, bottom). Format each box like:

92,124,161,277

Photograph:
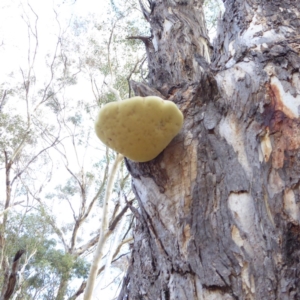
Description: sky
0,0,109,86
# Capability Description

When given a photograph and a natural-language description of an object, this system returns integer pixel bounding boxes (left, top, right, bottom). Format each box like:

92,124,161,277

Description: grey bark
119,0,300,299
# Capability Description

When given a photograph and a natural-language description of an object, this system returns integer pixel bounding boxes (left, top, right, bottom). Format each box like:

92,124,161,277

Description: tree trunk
0,153,12,298
119,0,300,299
0,250,25,300
56,271,71,300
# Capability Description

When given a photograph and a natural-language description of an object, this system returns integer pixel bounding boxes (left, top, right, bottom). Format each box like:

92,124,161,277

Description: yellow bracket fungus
95,96,184,162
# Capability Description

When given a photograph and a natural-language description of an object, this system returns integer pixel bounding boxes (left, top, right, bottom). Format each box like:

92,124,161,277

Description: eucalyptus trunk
119,0,300,299
0,250,25,300
56,271,71,300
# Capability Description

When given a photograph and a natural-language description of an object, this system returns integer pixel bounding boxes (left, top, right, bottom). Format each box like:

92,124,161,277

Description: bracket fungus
95,96,184,162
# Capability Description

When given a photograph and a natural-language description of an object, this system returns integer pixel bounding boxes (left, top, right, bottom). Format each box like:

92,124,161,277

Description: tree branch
0,90,7,113
108,200,133,231
0,201,24,217
11,135,60,186
69,237,132,300
83,153,124,300
126,57,145,98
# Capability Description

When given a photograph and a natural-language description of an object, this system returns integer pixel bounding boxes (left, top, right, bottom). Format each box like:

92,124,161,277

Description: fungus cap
95,96,183,162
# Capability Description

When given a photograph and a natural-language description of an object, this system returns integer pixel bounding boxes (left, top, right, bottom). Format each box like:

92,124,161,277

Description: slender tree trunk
119,0,300,299
0,152,12,296
56,271,71,300
0,250,25,300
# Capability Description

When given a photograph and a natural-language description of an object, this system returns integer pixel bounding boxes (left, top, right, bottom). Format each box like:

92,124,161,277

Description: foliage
2,210,90,298
0,113,30,156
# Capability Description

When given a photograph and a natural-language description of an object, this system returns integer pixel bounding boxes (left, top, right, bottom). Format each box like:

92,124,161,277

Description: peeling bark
119,0,300,299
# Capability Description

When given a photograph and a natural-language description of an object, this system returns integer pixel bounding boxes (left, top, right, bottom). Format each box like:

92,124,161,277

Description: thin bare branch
122,214,134,241
83,154,109,219
69,237,132,300
107,21,118,80
73,233,99,257
46,214,68,252
11,134,60,186
8,129,31,167
0,201,25,217
65,197,77,222
105,82,122,102
138,0,152,22
108,200,133,231
0,90,7,112
126,57,145,98
139,55,148,83
83,153,124,300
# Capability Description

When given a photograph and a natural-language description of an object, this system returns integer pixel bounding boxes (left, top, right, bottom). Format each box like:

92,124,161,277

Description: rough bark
119,0,300,299
139,0,211,91
0,250,25,300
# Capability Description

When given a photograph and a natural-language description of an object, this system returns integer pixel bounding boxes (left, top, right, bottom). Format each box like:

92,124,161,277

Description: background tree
0,2,68,297
0,0,146,298
118,0,300,299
